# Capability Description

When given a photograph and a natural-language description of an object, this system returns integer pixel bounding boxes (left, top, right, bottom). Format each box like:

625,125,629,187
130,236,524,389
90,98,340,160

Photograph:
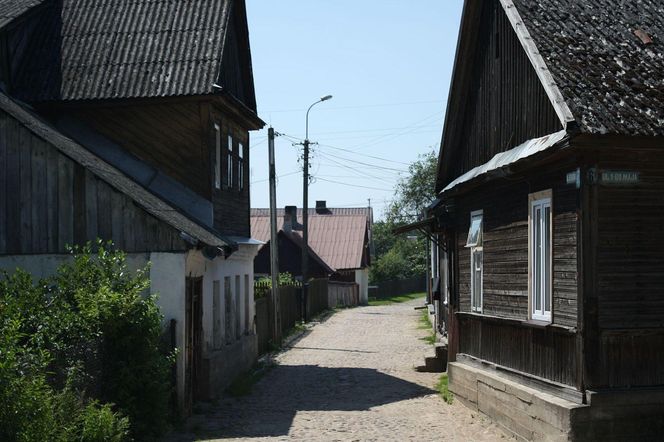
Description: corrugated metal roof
251,208,371,271
11,0,235,102
442,130,569,194
0,0,44,28
0,91,231,248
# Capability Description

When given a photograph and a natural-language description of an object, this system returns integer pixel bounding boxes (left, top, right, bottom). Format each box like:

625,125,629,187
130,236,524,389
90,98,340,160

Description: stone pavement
166,299,512,441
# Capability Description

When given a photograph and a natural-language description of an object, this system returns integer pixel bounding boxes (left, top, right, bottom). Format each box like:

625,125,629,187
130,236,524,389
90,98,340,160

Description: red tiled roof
251,208,371,271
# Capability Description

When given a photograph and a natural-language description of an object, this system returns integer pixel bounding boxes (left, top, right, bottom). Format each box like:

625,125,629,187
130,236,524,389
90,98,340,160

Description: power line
315,177,394,192
261,99,444,114
317,143,411,166
317,150,407,172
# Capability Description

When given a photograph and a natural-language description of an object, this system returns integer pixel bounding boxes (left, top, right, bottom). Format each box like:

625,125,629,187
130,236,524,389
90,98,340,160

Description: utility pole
299,95,332,322
268,128,280,343
301,137,310,321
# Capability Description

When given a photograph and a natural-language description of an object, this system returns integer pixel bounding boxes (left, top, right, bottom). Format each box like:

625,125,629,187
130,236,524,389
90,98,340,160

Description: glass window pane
466,215,482,247
544,205,551,313
534,206,542,312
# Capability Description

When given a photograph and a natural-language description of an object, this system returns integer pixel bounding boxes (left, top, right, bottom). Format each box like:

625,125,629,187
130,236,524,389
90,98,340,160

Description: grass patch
368,292,426,306
225,362,272,397
436,373,454,404
419,310,436,345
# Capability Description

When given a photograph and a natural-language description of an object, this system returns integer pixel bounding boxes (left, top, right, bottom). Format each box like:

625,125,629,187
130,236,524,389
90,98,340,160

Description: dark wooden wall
68,101,211,198
445,0,561,184
458,315,577,386
210,105,250,237
253,235,330,279
456,166,578,327
587,146,664,388
0,109,187,254
452,161,579,386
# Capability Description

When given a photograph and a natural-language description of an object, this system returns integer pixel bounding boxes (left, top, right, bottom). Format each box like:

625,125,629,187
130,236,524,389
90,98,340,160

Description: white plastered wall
147,253,187,412
185,244,260,354
355,268,369,305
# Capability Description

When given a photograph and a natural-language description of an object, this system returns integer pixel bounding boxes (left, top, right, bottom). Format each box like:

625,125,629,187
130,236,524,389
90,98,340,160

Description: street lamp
301,94,332,321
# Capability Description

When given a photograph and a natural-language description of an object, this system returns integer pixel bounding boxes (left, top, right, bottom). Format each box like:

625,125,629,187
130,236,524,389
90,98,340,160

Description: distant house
251,201,373,304
399,0,664,439
0,0,264,414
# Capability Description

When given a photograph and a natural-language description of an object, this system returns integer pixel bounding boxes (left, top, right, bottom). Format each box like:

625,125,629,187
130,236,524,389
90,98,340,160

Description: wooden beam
499,0,576,130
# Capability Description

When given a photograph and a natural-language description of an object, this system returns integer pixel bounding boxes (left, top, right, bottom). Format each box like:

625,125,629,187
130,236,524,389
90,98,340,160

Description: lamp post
301,94,332,321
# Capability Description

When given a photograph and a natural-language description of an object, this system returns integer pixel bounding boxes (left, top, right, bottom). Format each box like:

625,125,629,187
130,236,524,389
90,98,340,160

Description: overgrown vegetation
371,151,437,284
255,272,298,299
0,241,174,441
436,373,454,404
368,292,426,306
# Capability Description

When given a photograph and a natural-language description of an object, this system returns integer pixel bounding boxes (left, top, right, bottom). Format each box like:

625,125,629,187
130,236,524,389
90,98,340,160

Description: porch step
416,344,448,373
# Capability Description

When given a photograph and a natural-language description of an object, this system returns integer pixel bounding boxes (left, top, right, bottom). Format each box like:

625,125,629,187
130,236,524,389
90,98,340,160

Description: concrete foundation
448,361,664,441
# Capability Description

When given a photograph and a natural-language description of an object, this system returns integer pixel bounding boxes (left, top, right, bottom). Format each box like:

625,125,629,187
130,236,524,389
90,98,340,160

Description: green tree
370,151,437,284
386,150,438,224
0,241,174,441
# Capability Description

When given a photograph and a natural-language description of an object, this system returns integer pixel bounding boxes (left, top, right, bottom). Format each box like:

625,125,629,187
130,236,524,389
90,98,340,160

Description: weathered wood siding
458,315,577,386
210,106,250,237
445,0,561,183
69,101,211,198
0,109,186,254
454,163,579,385
588,146,664,388
456,167,578,326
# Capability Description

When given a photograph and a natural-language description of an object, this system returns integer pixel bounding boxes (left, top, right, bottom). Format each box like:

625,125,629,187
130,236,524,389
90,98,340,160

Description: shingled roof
510,0,664,136
6,0,254,105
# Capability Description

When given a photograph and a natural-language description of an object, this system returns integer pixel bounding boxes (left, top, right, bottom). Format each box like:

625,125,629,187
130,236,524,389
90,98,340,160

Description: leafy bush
0,241,173,441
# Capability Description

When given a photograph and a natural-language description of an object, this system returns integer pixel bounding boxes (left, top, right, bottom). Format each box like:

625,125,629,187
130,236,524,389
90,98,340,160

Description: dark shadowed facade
0,0,264,415
401,0,664,439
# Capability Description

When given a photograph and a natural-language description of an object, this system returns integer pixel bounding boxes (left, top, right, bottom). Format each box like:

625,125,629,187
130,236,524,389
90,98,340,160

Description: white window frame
227,134,234,189
214,123,221,189
466,210,483,313
529,191,553,322
238,142,244,191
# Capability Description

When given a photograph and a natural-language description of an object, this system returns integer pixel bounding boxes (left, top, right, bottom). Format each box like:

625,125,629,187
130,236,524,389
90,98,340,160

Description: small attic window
466,211,483,248
634,29,653,45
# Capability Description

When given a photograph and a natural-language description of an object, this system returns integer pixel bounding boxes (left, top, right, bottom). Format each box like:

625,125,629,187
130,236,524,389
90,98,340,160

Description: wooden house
251,201,373,303
0,0,264,414
403,0,664,439
253,206,335,280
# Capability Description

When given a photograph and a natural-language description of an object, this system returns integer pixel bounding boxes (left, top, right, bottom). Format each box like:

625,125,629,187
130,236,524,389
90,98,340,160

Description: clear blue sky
246,1,463,220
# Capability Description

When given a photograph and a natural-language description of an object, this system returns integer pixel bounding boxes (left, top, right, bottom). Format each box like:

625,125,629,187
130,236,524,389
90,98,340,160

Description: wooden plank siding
209,105,250,237
445,0,561,184
456,166,578,326
587,146,664,388
453,163,579,386
0,109,187,254
69,101,211,198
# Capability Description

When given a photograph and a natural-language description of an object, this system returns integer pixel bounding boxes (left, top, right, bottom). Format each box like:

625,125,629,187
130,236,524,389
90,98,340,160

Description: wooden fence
373,275,426,298
328,281,359,307
255,278,332,356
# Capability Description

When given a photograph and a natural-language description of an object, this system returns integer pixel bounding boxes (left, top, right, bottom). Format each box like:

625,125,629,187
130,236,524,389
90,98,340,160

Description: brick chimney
283,205,303,232
315,200,331,214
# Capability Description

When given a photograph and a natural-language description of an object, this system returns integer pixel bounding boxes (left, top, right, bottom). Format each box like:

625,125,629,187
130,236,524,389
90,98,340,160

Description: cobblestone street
167,299,510,441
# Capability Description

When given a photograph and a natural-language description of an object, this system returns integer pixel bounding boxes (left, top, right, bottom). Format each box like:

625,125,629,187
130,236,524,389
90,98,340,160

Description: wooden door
184,276,203,414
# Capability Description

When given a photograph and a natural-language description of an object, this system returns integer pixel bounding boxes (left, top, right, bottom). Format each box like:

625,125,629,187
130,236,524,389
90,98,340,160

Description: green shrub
0,241,174,441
